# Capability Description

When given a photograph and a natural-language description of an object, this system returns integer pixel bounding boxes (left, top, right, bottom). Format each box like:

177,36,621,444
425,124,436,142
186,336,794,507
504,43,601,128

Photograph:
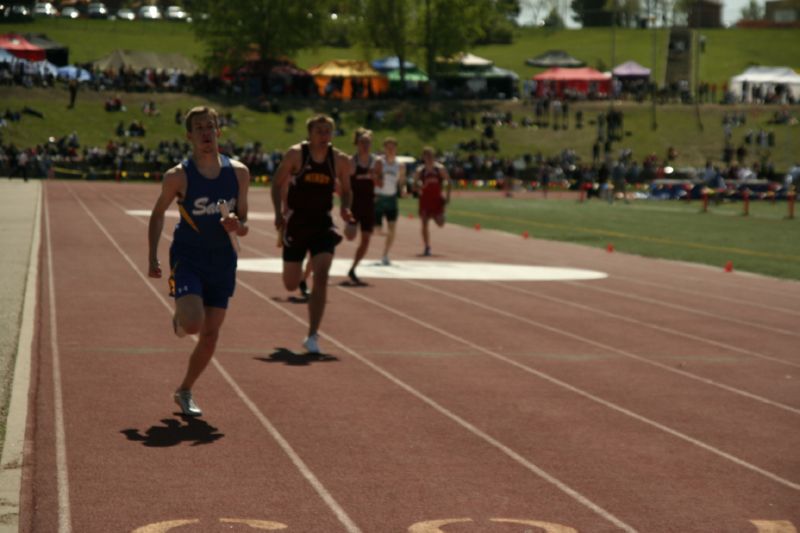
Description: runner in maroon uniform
271,114,354,354
413,146,452,256
347,128,383,285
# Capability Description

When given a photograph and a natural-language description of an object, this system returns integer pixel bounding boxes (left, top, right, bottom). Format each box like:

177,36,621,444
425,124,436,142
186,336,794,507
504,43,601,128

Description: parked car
6,3,32,20
137,5,162,19
33,2,58,17
60,6,80,18
87,2,108,18
115,8,135,20
165,5,188,21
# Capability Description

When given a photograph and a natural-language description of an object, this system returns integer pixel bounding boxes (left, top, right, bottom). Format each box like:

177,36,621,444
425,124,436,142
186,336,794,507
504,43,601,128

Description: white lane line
433,279,800,415
611,276,800,317
0,182,42,532
79,188,362,533
495,282,800,371
341,285,800,492
102,191,635,531
564,280,800,338
44,187,73,533
235,279,638,533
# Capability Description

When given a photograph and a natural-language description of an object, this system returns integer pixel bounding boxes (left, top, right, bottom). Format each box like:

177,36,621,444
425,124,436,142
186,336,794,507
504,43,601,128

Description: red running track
17,181,800,532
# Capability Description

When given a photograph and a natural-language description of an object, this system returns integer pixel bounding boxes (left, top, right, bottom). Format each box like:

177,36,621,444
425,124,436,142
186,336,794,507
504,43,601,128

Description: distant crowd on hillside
3,124,796,196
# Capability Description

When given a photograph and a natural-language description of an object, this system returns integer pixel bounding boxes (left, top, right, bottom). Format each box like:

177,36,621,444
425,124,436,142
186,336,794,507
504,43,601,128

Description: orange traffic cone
606,243,614,253
724,260,733,272
474,223,481,231
522,230,529,239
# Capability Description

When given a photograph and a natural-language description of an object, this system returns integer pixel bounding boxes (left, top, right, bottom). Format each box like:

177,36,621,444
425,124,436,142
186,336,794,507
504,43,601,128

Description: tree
571,0,613,26
740,0,764,20
190,0,332,72
543,6,566,27
419,0,487,78
358,0,414,86
350,0,488,83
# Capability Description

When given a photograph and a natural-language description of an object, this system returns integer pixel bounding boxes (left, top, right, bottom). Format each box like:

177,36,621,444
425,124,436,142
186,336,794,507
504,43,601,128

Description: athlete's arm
271,146,300,230
373,158,384,189
398,163,407,198
440,164,453,204
147,166,184,278
230,160,250,237
335,151,355,223
412,167,422,195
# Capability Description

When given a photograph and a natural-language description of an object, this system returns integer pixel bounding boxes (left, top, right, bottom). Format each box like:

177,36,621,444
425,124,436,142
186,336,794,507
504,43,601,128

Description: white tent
729,66,800,102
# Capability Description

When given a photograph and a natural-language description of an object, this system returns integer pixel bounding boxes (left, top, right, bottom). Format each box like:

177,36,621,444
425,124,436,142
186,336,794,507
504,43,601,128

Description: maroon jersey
350,154,375,213
419,165,445,217
287,142,336,223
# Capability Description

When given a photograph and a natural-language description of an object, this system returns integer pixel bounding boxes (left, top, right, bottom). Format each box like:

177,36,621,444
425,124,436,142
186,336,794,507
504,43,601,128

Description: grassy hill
2,19,798,169
2,87,797,171
4,18,799,85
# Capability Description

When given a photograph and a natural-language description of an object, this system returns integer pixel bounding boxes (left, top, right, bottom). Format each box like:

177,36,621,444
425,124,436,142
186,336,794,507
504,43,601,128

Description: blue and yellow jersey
173,155,239,250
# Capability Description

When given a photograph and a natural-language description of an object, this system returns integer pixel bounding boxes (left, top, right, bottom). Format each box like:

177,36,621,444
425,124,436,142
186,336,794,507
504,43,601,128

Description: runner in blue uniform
148,106,251,417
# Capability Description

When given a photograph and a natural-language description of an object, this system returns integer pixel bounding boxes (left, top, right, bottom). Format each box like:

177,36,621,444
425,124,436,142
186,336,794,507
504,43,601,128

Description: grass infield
398,193,800,280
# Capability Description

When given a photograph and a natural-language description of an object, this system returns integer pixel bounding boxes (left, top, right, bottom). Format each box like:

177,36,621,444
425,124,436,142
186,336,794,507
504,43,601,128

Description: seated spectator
142,100,160,116
128,120,146,137
105,95,124,112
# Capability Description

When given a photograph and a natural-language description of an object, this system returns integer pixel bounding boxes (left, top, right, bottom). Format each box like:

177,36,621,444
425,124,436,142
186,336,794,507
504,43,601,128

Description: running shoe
174,389,202,417
348,268,365,285
172,315,187,338
298,280,310,299
381,255,391,266
423,246,432,256
303,333,321,354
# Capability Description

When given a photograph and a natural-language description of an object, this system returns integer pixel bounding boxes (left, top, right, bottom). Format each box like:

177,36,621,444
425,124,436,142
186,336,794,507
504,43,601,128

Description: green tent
386,68,428,82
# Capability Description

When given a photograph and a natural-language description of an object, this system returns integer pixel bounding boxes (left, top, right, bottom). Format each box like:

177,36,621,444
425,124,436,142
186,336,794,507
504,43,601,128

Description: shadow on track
120,416,224,447
255,347,339,366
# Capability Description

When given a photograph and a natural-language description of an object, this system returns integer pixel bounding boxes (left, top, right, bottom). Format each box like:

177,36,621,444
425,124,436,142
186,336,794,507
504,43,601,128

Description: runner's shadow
270,296,310,305
255,347,339,366
120,416,224,447
339,280,370,288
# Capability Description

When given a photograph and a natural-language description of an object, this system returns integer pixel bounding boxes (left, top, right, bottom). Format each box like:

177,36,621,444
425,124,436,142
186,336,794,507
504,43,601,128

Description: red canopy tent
0,33,46,62
533,67,611,98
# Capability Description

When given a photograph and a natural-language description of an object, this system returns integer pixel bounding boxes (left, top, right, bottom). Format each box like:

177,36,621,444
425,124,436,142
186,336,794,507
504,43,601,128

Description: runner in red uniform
347,128,383,285
271,114,354,354
413,146,452,256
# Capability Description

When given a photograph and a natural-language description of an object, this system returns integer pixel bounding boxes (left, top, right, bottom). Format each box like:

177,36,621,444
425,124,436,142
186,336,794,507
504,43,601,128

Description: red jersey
418,165,446,217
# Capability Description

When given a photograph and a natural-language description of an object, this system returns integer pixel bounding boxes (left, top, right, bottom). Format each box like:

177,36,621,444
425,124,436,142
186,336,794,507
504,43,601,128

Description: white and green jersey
376,157,401,196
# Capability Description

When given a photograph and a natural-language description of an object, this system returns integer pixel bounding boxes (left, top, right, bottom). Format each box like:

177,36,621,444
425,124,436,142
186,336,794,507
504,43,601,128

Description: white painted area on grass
238,258,607,282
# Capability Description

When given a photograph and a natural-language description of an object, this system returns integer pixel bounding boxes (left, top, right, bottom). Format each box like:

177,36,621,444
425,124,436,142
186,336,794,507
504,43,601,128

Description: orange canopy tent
308,60,388,100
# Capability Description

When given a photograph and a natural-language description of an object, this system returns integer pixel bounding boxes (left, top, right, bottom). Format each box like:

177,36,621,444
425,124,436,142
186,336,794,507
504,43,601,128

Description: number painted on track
751,520,798,533
491,518,578,532
132,517,797,532
131,518,287,532
408,518,474,532
132,519,199,532
219,518,288,530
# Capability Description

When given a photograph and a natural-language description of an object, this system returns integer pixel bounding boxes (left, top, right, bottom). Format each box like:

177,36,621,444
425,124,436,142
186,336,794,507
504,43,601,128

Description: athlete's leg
351,230,372,271
308,252,333,336
174,294,204,335
434,212,446,227
383,220,397,257
421,215,431,249
282,260,304,291
178,306,226,391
